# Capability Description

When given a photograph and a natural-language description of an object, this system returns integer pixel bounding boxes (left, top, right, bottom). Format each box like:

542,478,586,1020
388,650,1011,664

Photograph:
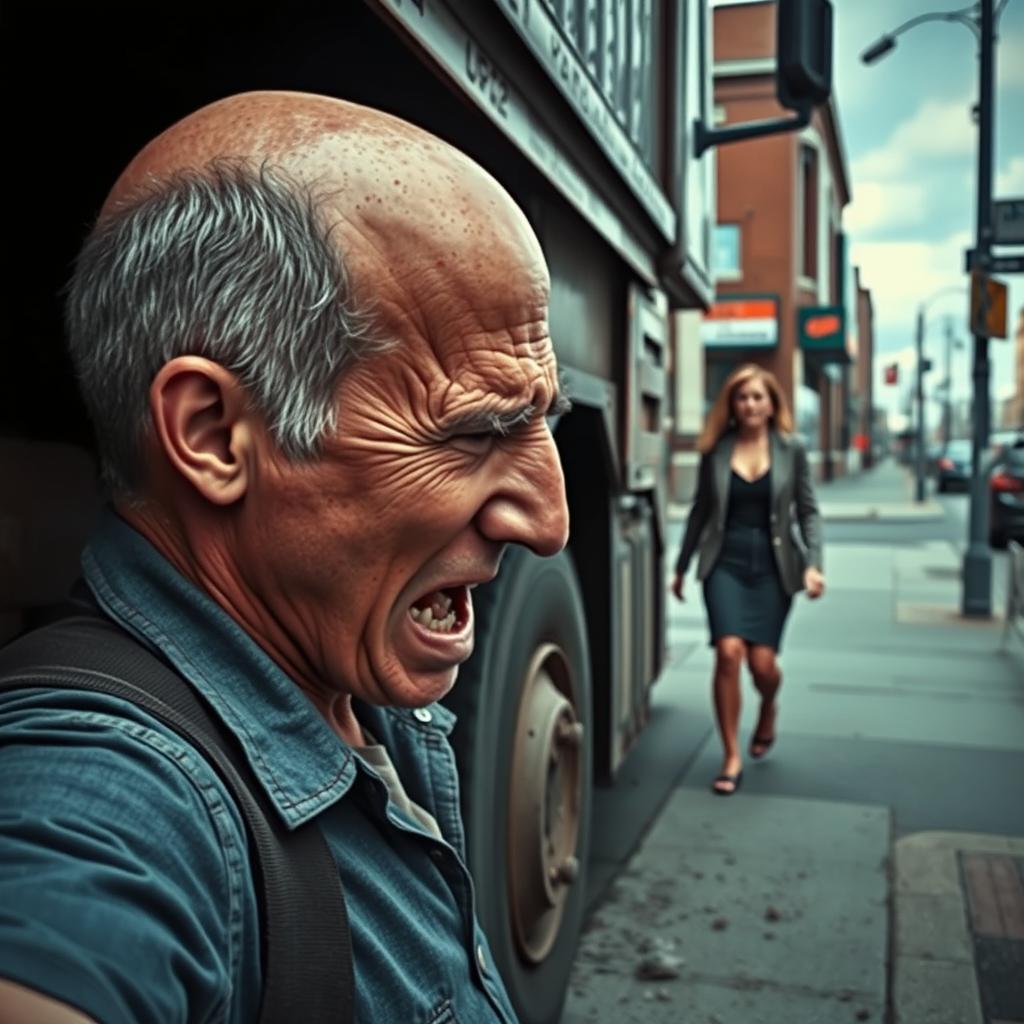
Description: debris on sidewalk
634,936,685,980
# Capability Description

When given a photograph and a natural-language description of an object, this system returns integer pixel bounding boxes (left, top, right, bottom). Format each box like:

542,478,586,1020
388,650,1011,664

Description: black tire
443,547,593,1024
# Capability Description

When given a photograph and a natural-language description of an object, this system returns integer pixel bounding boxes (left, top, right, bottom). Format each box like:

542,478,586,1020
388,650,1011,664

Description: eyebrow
446,389,573,436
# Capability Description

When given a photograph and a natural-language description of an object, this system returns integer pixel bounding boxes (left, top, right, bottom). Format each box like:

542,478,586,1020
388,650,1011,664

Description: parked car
990,436,1024,548
991,428,1024,459
935,439,975,492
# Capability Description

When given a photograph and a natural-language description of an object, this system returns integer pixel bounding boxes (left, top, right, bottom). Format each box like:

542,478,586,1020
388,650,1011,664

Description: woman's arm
794,442,823,571
675,453,714,578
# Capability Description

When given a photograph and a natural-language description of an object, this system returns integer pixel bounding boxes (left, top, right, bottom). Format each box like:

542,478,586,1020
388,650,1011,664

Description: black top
725,468,771,529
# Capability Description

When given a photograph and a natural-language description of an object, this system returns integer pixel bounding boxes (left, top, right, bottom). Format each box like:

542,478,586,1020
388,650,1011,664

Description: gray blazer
674,431,823,596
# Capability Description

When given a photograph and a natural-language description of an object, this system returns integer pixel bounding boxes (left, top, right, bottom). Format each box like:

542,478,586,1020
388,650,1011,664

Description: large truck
1,2,830,1020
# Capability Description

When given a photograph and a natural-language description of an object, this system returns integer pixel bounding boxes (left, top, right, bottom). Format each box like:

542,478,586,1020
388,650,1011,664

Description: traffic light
884,363,899,385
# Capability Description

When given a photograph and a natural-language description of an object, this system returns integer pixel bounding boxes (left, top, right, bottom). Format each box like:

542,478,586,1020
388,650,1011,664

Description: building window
713,223,742,279
800,144,818,281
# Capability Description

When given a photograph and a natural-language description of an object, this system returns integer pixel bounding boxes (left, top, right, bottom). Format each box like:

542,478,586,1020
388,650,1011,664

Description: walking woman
671,364,824,795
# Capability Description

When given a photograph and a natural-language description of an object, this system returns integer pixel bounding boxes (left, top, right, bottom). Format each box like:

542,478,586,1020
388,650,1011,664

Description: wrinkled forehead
106,91,553,394
312,134,554,397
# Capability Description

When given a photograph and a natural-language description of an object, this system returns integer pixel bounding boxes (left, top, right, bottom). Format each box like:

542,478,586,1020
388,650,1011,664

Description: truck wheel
444,546,592,1024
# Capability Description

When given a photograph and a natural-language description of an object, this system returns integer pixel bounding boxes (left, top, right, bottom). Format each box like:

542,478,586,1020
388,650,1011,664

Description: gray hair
65,161,389,498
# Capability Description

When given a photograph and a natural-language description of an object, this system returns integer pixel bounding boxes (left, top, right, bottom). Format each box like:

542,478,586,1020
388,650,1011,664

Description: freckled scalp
103,92,551,368
103,91,547,282
92,91,556,491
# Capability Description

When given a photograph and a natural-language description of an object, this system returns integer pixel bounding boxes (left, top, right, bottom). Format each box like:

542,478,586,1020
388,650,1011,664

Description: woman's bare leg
747,644,781,754
712,636,747,790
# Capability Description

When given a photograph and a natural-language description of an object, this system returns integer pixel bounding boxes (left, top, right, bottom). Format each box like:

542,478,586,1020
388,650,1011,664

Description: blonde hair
697,363,794,453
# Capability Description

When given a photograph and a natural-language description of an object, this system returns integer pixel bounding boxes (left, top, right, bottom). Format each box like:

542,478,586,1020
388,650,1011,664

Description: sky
829,0,1024,433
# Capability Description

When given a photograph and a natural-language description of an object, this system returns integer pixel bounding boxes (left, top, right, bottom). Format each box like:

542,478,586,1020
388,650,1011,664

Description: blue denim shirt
0,511,517,1024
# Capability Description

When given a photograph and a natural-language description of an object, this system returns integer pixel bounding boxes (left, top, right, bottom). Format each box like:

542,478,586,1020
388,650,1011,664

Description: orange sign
705,298,778,321
969,271,1008,339
804,313,842,338
701,296,779,349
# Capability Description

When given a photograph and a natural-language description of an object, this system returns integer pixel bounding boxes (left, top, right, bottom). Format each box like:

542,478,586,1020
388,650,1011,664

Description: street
563,460,1023,1024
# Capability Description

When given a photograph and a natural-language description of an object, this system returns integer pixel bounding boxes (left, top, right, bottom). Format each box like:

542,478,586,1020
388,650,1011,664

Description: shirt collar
81,508,455,829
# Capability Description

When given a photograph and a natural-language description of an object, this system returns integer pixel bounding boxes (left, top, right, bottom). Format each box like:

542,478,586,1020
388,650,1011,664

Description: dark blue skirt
702,524,792,652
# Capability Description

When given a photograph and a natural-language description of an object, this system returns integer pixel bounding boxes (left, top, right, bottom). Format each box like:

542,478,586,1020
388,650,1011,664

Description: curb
892,832,1024,1024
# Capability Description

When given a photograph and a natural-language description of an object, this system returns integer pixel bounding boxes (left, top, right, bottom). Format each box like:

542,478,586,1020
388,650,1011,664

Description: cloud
996,155,1024,195
852,230,973,333
997,29,1024,88
844,95,982,240
852,96,976,182
845,182,929,235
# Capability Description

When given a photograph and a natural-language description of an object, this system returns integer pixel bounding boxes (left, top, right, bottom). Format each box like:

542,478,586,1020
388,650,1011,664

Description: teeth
409,607,459,633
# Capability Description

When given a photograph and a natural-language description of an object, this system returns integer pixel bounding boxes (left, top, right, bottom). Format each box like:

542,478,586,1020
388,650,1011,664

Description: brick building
671,0,874,489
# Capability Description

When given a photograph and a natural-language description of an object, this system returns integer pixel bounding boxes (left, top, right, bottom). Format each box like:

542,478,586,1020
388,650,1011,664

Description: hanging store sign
797,304,849,362
701,295,779,349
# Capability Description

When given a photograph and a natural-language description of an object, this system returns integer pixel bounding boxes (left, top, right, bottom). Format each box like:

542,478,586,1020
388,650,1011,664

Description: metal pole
915,307,926,502
962,0,995,617
944,318,953,448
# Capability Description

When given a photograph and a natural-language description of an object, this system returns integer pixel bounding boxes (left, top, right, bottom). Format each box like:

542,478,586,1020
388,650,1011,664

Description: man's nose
475,433,569,557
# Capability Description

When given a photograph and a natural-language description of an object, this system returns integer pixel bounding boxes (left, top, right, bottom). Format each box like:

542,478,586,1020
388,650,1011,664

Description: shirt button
773,537,781,546
476,943,488,975
413,708,433,724
429,847,444,863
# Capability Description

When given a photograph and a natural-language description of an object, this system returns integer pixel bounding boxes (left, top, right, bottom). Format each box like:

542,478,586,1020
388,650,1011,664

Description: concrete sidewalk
563,461,1024,1024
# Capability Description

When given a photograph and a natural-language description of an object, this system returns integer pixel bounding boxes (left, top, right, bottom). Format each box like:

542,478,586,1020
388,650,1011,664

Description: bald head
105,92,547,323
70,91,556,499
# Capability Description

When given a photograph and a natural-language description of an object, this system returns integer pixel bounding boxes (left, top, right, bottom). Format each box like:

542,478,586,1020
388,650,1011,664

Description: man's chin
391,664,460,708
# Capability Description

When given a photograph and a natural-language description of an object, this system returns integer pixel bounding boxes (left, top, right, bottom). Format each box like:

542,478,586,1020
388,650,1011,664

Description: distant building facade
674,0,873,486
1000,305,1024,429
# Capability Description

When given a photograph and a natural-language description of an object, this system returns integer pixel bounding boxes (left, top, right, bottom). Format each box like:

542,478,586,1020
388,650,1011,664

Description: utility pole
943,317,955,449
962,0,995,617
861,0,1008,616
915,307,927,502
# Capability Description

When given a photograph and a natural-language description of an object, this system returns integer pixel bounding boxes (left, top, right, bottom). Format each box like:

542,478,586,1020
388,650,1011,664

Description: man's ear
149,356,258,505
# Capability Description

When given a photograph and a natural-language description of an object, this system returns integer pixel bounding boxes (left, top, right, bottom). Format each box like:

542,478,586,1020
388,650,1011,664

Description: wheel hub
508,642,583,964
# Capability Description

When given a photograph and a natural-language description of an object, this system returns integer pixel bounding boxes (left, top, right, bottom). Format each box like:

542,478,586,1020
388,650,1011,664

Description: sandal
711,771,743,796
750,703,778,759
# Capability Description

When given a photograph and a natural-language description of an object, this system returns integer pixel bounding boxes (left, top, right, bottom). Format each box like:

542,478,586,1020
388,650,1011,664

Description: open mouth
407,585,472,636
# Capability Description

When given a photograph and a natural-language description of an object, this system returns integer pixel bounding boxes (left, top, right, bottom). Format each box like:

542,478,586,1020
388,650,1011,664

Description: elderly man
0,92,569,1023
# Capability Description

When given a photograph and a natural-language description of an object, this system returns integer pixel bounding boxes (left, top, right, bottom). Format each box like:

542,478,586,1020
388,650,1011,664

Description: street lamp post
942,317,963,449
913,290,966,502
862,0,1002,616
962,0,996,617
915,306,927,502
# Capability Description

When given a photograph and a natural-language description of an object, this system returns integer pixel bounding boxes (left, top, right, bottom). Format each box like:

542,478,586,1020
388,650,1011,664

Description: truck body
2,2,718,1020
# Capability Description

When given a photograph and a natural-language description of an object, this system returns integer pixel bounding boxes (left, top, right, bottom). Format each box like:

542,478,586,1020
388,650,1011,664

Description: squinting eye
448,432,498,455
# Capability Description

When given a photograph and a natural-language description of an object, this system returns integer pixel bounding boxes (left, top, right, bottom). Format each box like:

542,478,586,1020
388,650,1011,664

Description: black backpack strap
0,611,354,1024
